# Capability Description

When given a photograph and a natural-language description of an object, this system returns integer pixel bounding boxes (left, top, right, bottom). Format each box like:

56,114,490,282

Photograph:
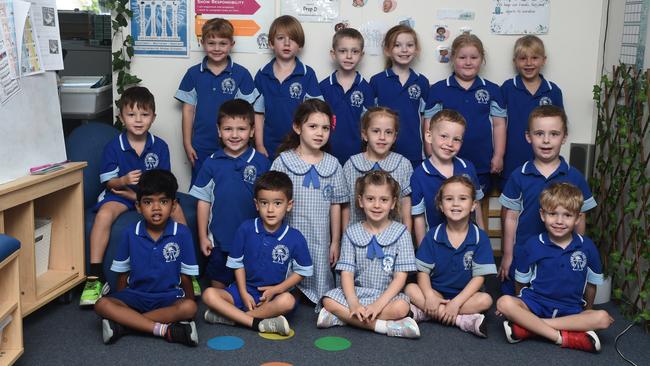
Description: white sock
555,331,563,345
374,319,388,334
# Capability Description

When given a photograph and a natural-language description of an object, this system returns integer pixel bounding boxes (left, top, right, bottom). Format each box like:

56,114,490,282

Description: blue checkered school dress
271,150,349,308
343,152,413,226
324,221,417,307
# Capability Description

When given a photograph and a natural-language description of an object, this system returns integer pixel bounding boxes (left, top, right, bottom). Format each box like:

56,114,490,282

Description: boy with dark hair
95,170,199,346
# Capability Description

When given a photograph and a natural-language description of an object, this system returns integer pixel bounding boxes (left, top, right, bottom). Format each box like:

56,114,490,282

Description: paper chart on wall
490,0,550,35
0,35,20,104
130,0,189,57
14,0,43,76
281,0,340,23
27,0,63,70
0,0,19,79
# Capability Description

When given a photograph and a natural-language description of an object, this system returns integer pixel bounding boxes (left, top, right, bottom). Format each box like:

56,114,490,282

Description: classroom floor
16,277,650,366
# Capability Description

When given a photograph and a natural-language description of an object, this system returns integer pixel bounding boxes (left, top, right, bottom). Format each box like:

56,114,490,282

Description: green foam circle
314,336,352,351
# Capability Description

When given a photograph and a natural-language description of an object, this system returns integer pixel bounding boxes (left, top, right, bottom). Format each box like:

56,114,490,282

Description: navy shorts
109,288,183,313
190,148,213,188
93,194,135,212
477,173,494,197
519,289,582,318
205,249,234,285
225,284,262,311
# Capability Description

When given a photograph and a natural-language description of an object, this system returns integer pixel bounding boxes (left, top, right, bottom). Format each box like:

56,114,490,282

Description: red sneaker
503,321,534,343
561,330,601,353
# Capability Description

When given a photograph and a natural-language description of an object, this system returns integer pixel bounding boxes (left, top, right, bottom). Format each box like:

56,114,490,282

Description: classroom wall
118,0,608,192
601,0,650,72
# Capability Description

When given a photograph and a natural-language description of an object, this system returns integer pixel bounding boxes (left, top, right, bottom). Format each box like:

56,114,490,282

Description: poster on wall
192,0,274,54
489,0,550,34
0,0,19,79
130,0,189,57
27,0,63,70
281,0,339,23
15,1,43,76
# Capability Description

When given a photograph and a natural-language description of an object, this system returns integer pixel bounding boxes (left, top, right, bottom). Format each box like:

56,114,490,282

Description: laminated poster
130,0,189,57
281,0,340,23
490,0,550,35
27,0,63,70
14,0,44,76
0,0,19,79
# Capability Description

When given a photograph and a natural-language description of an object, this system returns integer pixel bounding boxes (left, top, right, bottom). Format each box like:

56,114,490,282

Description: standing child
411,109,484,246
424,33,507,195
271,99,348,308
497,183,613,353
500,35,564,188
320,27,375,165
80,86,187,306
189,100,270,290
176,18,258,186
342,107,412,231
202,171,313,335
319,171,419,339
254,15,323,158
370,24,429,167
94,170,199,346
406,176,495,338
499,106,596,295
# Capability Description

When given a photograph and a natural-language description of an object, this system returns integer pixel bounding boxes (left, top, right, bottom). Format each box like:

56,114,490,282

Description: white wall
118,0,608,192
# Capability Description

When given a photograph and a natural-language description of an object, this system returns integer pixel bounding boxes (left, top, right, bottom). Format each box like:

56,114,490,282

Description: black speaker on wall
569,143,596,178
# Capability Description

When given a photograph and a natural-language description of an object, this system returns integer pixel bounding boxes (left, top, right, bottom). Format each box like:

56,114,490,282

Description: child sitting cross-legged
201,171,313,335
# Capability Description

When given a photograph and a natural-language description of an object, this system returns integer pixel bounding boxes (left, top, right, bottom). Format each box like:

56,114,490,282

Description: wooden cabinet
0,248,22,365
0,162,86,317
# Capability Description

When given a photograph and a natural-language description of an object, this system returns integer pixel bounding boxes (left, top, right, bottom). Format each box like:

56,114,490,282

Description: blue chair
65,122,202,289
0,234,20,265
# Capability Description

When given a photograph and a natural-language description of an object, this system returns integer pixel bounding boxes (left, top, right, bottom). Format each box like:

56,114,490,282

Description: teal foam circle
207,336,245,351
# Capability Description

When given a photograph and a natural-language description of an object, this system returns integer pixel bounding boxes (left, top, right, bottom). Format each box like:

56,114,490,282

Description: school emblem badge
382,255,395,273
289,82,303,99
407,84,421,100
144,153,159,169
243,165,257,184
350,91,364,107
322,184,334,201
570,251,587,271
475,89,490,104
221,78,236,94
463,251,474,270
272,244,290,264
539,96,553,106
162,242,180,262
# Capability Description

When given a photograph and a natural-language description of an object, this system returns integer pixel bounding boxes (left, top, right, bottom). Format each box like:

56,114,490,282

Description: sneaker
457,314,487,338
258,316,291,336
409,304,430,323
192,277,201,297
386,317,420,339
316,308,345,328
503,321,533,343
204,309,235,326
80,279,105,306
165,321,199,347
102,319,125,344
561,330,601,353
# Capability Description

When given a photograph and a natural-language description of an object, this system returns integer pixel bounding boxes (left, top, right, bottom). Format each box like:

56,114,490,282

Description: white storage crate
59,76,112,117
0,314,12,342
34,218,52,277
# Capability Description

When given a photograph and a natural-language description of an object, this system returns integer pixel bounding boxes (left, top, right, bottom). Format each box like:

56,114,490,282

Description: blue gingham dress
324,221,417,307
271,150,349,307
343,152,413,226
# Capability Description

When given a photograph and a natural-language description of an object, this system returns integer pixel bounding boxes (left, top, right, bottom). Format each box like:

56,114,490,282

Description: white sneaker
457,313,487,338
386,317,420,339
258,315,291,336
317,308,345,328
203,309,235,326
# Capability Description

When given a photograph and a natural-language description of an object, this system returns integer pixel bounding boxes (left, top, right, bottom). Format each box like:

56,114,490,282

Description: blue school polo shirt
410,157,484,233
253,58,323,157
189,147,270,253
369,69,429,165
501,75,564,180
515,232,603,307
425,75,507,174
226,218,313,288
416,223,496,297
320,71,375,165
111,220,199,294
175,57,258,154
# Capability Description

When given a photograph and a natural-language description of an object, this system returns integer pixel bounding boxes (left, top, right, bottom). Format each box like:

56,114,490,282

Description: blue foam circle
207,336,245,351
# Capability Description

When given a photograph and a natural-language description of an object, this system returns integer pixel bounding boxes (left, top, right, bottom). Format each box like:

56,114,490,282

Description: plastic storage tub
34,218,52,277
59,76,111,118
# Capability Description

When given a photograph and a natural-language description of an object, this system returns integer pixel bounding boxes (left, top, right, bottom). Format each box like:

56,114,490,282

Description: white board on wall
0,72,67,184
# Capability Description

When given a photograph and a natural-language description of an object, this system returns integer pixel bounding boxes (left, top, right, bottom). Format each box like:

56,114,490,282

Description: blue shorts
109,288,184,313
205,249,234,285
190,148,215,188
519,289,582,318
224,284,262,311
477,173,495,196
93,193,135,212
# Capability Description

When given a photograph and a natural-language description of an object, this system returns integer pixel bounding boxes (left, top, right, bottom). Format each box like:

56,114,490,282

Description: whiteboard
0,72,67,184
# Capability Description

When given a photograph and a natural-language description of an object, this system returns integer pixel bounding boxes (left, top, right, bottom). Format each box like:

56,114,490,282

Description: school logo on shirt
144,153,159,170
243,165,257,184
407,84,421,100
382,255,395,273
221,78,236,94
162,242,180,262
272,244,290,264
463,251,474,270
539,96,553,106
350,91,364,107
289,82,303,99
475,89,490,104
570,251,587,271
322,184,334,201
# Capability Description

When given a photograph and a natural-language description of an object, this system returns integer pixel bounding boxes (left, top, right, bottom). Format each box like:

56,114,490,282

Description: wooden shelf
0,304,17,325
0,248,22,365
0,349,23,366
